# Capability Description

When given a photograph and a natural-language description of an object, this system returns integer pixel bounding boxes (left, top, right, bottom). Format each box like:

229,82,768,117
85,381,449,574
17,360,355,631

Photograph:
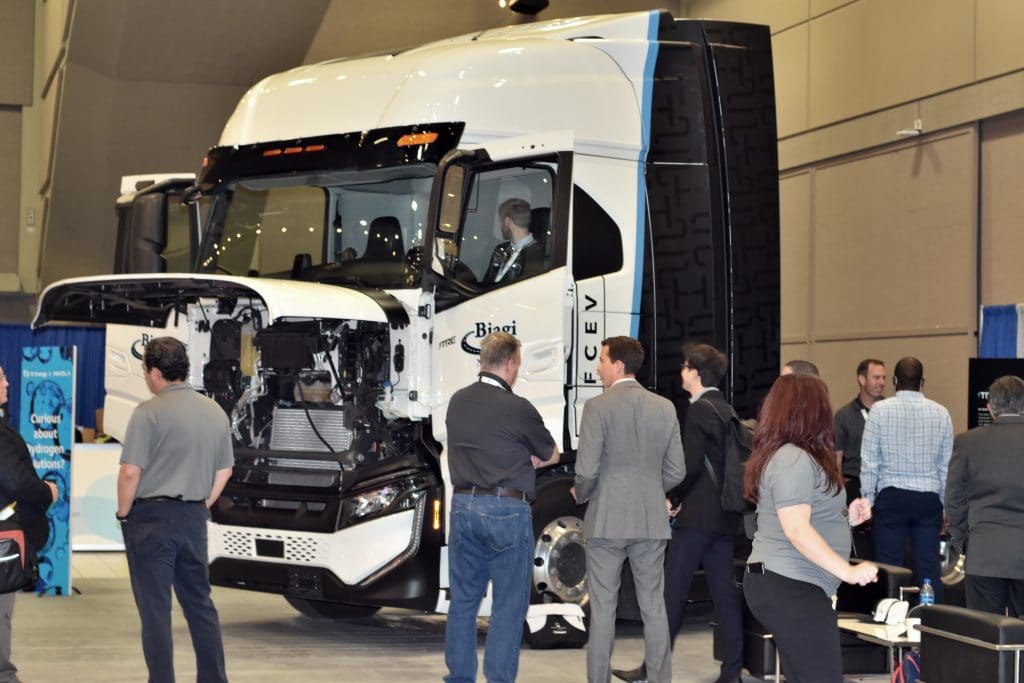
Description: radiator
269,407,353,452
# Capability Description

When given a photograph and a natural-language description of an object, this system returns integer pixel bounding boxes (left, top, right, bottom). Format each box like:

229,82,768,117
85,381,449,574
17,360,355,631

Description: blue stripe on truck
631,11,659,337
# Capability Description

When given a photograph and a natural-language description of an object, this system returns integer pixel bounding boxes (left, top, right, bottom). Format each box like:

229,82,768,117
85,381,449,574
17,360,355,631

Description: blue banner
19,345,74,596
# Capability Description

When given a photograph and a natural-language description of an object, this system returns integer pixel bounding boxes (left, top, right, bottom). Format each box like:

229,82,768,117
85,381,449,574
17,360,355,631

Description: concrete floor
7,553,891,682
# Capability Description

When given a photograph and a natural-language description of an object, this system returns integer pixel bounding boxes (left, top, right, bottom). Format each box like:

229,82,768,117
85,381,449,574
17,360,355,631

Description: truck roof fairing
218,12,659,156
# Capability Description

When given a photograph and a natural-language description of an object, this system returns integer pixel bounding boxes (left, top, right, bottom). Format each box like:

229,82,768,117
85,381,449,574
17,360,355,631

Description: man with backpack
612,343,744,683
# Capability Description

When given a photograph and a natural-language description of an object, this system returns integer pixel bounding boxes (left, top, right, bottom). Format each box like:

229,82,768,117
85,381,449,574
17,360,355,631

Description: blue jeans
444,493,533,683
123,500,227,683
873,487,945,603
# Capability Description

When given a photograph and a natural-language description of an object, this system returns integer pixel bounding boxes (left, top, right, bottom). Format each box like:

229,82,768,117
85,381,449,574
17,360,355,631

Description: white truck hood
33,273,409,329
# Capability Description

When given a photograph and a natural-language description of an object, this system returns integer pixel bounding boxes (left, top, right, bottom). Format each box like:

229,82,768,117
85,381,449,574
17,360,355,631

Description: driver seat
364,216,405,260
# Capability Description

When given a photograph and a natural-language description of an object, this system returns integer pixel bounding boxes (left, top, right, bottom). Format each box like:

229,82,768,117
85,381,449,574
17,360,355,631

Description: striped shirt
860,390,953,504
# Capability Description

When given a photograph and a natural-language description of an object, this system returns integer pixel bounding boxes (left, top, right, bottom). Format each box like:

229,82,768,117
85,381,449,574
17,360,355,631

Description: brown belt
453,486,529,502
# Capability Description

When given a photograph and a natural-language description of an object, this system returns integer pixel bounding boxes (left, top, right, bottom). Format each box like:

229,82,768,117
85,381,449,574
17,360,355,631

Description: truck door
426,133,573,448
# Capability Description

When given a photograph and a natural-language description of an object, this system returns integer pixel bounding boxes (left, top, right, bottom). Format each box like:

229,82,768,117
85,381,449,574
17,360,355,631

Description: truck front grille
221,528,321,563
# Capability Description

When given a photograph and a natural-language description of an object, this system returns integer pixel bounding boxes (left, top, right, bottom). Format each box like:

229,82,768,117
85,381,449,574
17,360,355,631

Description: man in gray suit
946,374,1024,616
574,336,686,683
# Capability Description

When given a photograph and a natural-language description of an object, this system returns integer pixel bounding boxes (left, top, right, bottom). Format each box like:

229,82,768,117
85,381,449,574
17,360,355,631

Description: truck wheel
531,479,588,606
284,596,381,620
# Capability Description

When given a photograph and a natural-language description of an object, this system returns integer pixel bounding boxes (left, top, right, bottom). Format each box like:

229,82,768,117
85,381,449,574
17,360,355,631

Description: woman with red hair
742,373,878,682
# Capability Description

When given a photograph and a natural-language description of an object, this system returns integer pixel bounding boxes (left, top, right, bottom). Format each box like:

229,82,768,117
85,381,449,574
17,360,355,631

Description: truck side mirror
114,192,168,273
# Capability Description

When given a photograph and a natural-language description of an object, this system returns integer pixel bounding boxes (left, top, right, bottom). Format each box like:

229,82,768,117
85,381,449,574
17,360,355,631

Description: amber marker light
262,148,283,157
283,146,303,155
433,499,442,530
398,132,439,147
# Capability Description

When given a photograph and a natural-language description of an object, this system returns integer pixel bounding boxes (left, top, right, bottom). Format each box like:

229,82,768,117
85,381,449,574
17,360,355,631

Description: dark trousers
123,500,227,683
664,527,742,679
844,476,862,504
967,574,1024,618
873,487,945,603
743,570,842,683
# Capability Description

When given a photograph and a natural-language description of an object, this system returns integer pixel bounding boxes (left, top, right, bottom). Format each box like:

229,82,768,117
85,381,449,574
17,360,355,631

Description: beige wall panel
812,130,976,338
781,342,812,376
0,109,21,276
976,0,1024,80
687,0,809,32
108,80,246,175
814,334,975,433
809,0,975,128
980,112,1024,305
773,25,809,138
780,172,812,342
38,72,246,285
41,0,71,95
38,65,64,193
810,0,855,17
0,0,34,106
40,63,115,285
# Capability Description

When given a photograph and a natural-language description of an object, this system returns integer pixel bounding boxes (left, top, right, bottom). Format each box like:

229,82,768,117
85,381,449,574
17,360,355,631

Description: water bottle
919,578,935,607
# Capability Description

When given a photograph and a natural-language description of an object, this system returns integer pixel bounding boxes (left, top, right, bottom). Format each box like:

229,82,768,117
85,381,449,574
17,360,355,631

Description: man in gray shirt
834,358,886,503
116,337,234,683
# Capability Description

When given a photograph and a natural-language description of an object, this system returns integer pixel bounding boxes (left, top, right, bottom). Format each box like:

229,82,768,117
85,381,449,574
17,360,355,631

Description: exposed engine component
187,302,411,475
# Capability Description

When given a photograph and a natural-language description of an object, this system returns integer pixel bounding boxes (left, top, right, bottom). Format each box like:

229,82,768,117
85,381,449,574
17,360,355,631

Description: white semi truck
34,11,780,643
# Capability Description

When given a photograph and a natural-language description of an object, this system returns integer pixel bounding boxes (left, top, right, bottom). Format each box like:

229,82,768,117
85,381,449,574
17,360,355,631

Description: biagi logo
460,321,517,355
130,333,153,360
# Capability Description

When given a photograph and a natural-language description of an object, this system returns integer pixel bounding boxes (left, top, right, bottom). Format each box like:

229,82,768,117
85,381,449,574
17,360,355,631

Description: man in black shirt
834,358,886,503
444,332,558,683
0,364,58,683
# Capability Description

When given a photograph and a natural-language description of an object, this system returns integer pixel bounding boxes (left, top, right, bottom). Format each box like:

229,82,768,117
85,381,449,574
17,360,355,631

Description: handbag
0,516,39,594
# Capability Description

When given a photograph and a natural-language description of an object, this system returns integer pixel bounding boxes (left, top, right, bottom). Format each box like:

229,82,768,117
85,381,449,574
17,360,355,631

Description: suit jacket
946,415,1024,579
482,238,546,284
0,416,54,548
574,379,686,540
668,389,741,535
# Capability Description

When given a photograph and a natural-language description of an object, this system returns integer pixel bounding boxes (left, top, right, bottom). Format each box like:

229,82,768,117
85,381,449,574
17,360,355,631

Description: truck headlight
344,478,426,524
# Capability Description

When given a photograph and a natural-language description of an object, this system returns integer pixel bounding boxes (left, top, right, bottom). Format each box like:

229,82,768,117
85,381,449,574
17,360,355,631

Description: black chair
918,605,1024,683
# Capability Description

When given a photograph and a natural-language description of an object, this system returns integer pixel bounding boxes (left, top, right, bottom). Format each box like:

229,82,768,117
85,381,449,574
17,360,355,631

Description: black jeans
664,527,742,678
743,569,842,683
123,500,227,683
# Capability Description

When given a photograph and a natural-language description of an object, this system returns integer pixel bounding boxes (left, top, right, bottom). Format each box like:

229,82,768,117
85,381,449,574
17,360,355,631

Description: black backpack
0,516,38,594
700,399,755,514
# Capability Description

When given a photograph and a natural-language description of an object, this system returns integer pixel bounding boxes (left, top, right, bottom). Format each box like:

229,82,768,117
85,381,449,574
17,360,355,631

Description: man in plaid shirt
861,356,953,602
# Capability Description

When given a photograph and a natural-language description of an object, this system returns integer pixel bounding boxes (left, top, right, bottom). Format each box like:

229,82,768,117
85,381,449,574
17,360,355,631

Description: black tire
530,475,588,606
284,596,381,620
524,475,590,649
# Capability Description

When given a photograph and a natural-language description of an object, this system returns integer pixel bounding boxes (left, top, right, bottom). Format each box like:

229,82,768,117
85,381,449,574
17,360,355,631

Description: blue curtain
979,305,1018,358
0,323,106,428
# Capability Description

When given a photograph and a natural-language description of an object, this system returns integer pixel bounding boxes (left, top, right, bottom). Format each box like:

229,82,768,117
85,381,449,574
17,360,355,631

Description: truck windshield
195,168,434,289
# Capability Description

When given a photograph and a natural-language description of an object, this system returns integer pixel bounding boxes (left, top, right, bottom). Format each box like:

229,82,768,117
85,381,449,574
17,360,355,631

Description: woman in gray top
742,374,878,683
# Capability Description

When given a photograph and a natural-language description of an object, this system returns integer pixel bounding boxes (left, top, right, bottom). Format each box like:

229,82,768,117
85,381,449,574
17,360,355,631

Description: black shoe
712,675,743,683
611,664,646,682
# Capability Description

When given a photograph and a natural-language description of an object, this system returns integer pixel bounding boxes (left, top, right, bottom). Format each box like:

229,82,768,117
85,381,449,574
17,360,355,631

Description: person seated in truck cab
482,198,546,285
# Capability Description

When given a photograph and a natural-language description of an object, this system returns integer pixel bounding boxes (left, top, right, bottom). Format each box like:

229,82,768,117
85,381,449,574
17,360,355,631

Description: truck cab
34,10,780,640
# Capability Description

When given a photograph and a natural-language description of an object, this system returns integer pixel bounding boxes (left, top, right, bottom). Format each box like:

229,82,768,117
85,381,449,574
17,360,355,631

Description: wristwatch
115,512,129,524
